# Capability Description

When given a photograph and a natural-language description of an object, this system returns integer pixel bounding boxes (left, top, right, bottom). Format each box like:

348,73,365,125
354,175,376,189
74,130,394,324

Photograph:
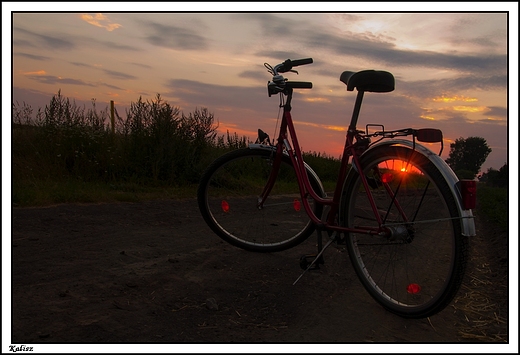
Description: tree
445,136,491,179
479,163,508,188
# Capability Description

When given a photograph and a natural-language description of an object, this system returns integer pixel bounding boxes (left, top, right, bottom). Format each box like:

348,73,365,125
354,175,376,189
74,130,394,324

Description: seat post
348,90,365,131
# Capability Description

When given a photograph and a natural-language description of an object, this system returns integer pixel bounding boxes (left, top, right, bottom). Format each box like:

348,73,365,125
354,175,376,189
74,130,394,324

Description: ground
10,197,508,349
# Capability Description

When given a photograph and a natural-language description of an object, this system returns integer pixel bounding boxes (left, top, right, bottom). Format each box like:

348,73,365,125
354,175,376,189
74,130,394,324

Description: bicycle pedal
299,254,324,270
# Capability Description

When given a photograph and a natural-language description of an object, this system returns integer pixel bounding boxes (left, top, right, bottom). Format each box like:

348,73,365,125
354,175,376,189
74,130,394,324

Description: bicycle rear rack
366,124,444,156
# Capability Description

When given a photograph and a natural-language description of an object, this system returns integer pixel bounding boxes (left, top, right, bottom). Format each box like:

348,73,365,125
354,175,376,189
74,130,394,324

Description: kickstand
293,231,337,285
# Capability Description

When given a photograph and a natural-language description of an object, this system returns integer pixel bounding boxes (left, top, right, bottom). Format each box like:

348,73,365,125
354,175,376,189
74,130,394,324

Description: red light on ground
293,199,301,211
407,283,421,294
221,200,230,213
381,173,393,183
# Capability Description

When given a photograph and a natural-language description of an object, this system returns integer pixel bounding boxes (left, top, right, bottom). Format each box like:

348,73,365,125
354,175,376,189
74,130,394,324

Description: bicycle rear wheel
341,146,468,318
198,148,323,252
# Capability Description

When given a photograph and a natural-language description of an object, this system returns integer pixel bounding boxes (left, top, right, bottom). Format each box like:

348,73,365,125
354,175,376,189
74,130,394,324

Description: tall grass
13,92,343,206
12,93,237,206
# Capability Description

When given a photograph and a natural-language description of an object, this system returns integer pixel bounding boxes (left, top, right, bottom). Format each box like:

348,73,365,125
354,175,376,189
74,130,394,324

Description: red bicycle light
407,283,421,294
221,200,230,213
381,173,393,183
293,199,301,211
460,180,476,210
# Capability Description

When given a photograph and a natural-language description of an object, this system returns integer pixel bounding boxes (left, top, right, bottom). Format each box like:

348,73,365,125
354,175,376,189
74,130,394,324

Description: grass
476,185,508,231
12,178,197,207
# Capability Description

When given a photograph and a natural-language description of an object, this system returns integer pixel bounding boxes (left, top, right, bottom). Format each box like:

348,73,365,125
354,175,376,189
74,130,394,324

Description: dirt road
10,198,508,349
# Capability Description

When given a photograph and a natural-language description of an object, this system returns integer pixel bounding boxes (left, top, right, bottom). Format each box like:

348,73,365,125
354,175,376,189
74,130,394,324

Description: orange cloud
23,70,46,76
304,97,331,103
452,106,488,113
80,14,122,31
297,121,347,132
216,123,256,138
432,95,478,103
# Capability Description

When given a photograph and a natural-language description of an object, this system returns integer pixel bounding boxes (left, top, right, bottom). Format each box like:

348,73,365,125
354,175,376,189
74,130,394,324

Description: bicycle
197,58,476,318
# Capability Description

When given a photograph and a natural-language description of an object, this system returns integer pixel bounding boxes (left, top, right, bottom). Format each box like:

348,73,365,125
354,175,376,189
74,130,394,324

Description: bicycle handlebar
286,81,313,89
266,58,314,96
278,58,313,73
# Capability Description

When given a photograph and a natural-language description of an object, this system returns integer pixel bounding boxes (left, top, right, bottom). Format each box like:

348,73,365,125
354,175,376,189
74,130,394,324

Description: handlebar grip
286,81,313,89
291,58,313,67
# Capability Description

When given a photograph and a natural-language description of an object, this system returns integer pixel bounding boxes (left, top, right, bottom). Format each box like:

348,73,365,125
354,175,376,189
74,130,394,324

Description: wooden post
110,100,115,135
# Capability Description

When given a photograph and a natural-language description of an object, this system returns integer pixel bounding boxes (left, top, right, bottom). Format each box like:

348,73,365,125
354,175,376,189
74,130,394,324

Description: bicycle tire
341,146,468,318
198,148,324,252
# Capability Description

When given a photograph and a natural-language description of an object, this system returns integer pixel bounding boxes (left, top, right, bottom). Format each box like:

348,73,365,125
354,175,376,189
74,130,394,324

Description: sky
3,3,519,353
6,3,517,174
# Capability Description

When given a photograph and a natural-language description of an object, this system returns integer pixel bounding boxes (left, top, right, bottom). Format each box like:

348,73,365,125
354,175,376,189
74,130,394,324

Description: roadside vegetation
12,92,340,207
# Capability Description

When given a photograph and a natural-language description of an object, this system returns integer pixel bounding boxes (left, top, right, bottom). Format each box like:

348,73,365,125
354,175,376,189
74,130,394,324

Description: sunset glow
6,4,515,174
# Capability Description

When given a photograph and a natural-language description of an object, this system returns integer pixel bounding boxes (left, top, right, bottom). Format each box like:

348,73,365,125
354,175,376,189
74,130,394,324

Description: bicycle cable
264,62,275,75
272,94,285,145
272,104,282,145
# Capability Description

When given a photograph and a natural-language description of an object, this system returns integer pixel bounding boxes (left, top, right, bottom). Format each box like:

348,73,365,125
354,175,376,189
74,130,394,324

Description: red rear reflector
381,173,393,183
293,199,301,211
221,200,230,213
460,180,476,209
407,283,421,294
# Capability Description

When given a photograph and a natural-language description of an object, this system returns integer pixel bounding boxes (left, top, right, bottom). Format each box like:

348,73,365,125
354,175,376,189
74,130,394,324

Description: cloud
432,95,478,103
102,69,137,80
14,27,75,50
130,62,152,69
304,31,506,73
235,13,303,38
22,70,46,75
69,61,95,68
143,21,208,50
15,25,140,55
164,78,264,109
100,82,125,91
238,70,267,82
26,74,96,87
15,52,51,61
486,106,507,119
80,13,122,32
95,40,140,52
240,14,507,75
399,74,507,99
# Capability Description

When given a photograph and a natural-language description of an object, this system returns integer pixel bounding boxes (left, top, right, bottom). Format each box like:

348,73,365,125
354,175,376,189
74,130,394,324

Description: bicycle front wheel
341,146,468,318
198,148,323,252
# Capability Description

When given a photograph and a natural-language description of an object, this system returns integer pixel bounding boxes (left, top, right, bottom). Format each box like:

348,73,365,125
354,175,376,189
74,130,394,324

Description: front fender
364,140,476,236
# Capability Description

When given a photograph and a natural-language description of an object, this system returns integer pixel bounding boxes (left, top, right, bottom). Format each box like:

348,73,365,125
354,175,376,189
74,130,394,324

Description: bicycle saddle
340,70,394,93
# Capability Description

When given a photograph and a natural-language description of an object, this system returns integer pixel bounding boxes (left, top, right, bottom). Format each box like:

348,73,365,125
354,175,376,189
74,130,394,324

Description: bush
479,164,508,188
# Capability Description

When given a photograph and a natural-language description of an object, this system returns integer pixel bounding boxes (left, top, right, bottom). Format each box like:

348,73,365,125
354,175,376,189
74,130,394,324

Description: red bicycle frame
257,88,386,236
